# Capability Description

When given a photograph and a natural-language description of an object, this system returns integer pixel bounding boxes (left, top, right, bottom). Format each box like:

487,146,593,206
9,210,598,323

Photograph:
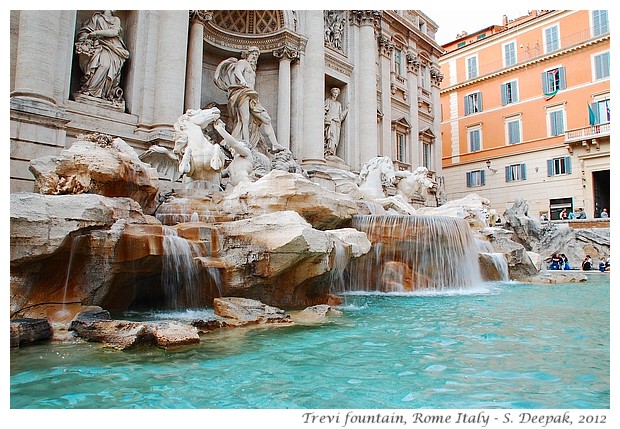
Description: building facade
439,10,610,219
10,10,445,202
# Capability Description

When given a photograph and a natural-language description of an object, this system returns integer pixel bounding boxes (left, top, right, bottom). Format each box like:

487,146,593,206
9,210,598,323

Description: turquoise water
10,276,609,409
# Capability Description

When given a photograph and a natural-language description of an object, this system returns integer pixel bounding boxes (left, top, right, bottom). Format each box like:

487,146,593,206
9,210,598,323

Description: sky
431,10,530,45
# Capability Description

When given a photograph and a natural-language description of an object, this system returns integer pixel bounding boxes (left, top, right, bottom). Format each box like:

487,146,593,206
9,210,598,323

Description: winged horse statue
140,107,226,191
326,156,417,215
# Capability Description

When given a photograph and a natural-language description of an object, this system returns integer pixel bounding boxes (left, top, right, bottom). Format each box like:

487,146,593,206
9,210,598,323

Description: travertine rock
29,136,160,214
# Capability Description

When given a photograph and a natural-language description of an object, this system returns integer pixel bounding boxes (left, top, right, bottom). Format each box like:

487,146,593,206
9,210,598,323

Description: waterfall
60,235,87,315
482,252,510,281
347,215,483,292
162,227,204,309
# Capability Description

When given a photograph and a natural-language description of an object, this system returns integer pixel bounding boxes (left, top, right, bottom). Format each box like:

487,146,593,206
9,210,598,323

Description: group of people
559,208,587,220
580,255,610,272
548,253,570,270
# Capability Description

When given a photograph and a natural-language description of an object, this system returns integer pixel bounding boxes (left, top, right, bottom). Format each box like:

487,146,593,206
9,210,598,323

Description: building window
505,163,526,182
396,132,406,163
501,80,519,105
477,33,486,40
547,108,565,136
504,41,517,67
422,143,431,169
420,65,430,90
506,117,522,145
394,49,404,76
591,98,611,124
464,92,482,115
457,41,466,48
466,170,486,187
541,67,566,96
547,156,572,176
593,52,610,80
467,126,482,152
549,197,573,220
544,25,560,53
592,10,609,36
466,56,478,79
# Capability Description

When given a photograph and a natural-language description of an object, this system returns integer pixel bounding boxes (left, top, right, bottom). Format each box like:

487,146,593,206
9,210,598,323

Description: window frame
394,49,404,76
503,40,517,67
544,24,560,53
593,51,610,81
467,125,482,153
466,169,486,187
592,10,609,37
505,163,527,182
501,79,519,105
547,156,572,176
464,91,483,115
505,116,522,145
466,55,478,79
396,132,407,163
546,106,566,137
542,66,566,95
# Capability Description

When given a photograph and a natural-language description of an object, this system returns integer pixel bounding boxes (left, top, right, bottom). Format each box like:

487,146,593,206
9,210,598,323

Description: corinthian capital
273,46,300,61
189,10,213,24
350,10,382,26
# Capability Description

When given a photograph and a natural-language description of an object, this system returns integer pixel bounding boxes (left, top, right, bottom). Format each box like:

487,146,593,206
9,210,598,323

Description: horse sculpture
326,156,417,215
140,107,226,191
395,166,437,203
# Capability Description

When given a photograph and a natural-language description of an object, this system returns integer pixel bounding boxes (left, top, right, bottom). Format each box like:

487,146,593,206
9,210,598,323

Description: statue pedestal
73,93,125,113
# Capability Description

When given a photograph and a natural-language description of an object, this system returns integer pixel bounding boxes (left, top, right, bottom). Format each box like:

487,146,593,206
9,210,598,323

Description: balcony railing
564,123,610,143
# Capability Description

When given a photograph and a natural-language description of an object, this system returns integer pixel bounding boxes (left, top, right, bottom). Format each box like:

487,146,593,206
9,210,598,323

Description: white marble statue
326,156,417,215
139,107,227,190
324,87,348,157
74,10,129,104
214,46,285,154
213,119,254,189
395,166,437,202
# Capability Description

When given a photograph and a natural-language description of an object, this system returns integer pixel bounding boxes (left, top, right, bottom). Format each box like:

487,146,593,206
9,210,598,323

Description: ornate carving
378,34,394,57
350,10,382,27
406,50,420,73
430,67,444,85
189,10,213,24
324,11,346,53
273,45,300,61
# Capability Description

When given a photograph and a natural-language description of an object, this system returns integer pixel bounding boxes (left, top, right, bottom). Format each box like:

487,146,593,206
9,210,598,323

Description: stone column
430,65,444,175
153,11,189,129
11,10,64,105
274,47,298,149
378,34,394,159
301,10,326,164
352,11,381,166
406,50,421,168
185,11,211,111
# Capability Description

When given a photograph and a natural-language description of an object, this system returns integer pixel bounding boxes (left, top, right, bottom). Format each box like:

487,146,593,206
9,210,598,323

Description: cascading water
162,227,204,309
60,235,87,315
345,215,484,292
476,238,510,281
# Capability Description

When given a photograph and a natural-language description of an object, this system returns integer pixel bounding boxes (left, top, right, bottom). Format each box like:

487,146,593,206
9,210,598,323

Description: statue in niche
214,46,285,154
324,87,348,157
74,10,130,105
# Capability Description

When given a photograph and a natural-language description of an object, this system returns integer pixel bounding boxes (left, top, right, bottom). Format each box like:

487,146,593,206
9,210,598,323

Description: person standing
324,87,348,157
600,208,609,218
560,209,568,220
214,46,285,153
75,10,130,104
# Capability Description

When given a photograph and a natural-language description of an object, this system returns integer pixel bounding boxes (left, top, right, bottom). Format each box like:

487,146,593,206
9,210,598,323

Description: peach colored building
439,10,610,220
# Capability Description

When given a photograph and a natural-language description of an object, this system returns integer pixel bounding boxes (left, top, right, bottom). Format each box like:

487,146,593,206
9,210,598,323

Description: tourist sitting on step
560,254,570,270
581,255,593,271
548,253,562,270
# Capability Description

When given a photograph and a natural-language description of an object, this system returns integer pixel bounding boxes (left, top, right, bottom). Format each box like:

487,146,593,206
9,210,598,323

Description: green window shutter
501,84,507,106
521,163,527,180
505,165,511,182
481,169,486,185
564,157,572,174
466,171,472,187
558,67,566,90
